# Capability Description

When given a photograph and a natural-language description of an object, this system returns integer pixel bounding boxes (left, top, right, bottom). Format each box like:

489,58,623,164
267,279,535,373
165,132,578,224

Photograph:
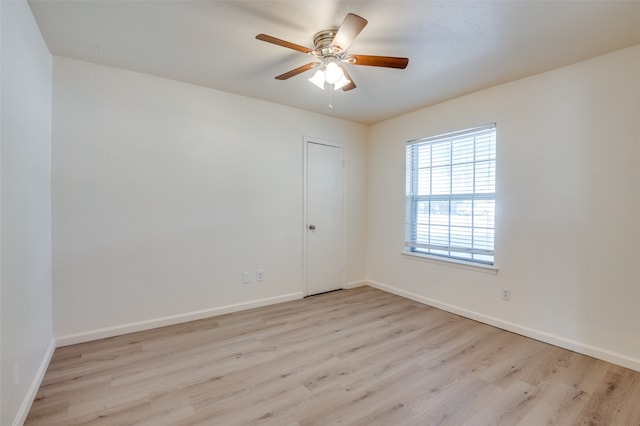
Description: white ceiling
28,1,640,124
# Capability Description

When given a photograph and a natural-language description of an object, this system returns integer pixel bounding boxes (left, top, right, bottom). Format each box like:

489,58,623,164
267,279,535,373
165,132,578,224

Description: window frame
405,123,496,267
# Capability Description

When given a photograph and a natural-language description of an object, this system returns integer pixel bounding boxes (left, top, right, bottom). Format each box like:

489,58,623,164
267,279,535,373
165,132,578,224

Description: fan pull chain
328,83,333,109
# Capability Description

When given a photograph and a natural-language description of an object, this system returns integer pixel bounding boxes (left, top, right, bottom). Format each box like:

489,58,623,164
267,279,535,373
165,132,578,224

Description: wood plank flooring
26,286,640,425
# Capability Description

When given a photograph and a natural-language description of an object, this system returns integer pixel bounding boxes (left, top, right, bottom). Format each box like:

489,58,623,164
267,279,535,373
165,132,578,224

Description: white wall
52,57,368,341
0,1,54,425
367,44,640,371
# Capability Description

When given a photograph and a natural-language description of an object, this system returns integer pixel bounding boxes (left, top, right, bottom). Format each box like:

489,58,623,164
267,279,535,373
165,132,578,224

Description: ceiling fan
256,13,409,91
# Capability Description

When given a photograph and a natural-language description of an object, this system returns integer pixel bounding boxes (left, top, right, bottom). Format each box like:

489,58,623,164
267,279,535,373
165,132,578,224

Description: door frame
302,136,347,296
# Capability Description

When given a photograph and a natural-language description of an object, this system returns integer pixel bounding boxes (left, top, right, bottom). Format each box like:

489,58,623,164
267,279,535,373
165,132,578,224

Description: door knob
308,224,316,230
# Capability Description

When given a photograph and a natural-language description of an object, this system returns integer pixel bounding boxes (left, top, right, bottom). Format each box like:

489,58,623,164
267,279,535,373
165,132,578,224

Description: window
405,124,496,265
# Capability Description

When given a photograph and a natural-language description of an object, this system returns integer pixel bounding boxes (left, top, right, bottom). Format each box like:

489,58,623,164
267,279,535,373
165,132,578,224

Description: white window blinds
405,124,496,265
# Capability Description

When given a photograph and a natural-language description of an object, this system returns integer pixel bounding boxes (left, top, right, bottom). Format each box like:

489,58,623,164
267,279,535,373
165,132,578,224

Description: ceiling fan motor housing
313,29,342,57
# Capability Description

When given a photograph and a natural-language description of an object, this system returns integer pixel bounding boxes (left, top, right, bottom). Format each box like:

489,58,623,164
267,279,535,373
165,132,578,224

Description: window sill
401,251,498,274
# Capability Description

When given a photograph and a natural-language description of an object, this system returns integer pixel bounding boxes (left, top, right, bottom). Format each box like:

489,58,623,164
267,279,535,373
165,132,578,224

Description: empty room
3,0,640,425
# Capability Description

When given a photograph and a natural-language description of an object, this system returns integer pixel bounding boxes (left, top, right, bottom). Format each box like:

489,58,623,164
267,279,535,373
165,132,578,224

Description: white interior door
305,139,345,296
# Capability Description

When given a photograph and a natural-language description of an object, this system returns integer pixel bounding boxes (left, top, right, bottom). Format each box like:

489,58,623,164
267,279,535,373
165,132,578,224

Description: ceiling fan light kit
308,59,351,91
256,13,408,94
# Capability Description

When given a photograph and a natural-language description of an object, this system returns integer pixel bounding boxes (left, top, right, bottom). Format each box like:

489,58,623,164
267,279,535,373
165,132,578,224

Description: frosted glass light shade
333,74,351,90
308,69,325,89
324,62,343,84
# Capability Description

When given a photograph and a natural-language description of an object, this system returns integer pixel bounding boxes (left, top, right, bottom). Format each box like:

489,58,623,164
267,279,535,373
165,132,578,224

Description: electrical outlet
502,288,512,301
242,271,252,284
256,270,264,282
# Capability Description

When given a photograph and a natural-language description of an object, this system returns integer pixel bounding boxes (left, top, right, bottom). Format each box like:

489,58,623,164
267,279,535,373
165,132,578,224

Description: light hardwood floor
26,286,640,425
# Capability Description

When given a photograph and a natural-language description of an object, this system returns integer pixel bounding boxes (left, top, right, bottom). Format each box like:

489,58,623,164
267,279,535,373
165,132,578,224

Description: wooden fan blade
275,62,318,80
346,54,409,69
340,67,356,91
256,34,314,54
330,13,368,52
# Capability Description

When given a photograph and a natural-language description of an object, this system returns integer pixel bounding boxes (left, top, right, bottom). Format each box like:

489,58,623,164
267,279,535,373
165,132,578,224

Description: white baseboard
56,292,304,347
13,337,56,426
344,280,367,289
53,281,640,371
366,279,640,373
